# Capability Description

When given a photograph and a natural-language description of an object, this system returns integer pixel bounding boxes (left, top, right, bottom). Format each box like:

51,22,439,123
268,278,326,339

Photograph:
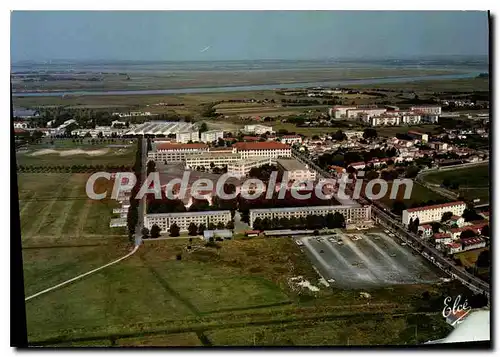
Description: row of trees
17,164,131,174
253,212,346,231
145,220,235,238
126,138,143,243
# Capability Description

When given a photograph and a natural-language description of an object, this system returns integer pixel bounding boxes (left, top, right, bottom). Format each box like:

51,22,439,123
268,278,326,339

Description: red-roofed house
433,233,453,250
450,222,488,240
460,237,486,251
445,242,463,254
418,224,433,238
349,161,366,170
402,201,466,226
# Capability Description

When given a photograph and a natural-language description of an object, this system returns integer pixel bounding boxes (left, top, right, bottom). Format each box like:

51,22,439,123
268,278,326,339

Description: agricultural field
420,163,490,202
23,236,452,346
16,138,136,167
17,173,126,246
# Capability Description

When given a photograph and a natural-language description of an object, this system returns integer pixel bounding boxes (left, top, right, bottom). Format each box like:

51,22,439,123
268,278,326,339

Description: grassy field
421,163,490,202
22,236,452,346
375,181,447,208
16,139,136,167
17,173,126,246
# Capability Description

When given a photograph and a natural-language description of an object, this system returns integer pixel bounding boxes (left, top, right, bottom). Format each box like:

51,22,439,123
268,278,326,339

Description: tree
392,201,407,215
141,227,149,238
199,122,208,133
476,250,490,268
197,223,206,235
216,221,225,230
150,224,161,238
481,225,490,237
441,211,454,223
365,171,380,180
462,207,482,222
226,221,235,230
188,222,198,236
208,222,216,230
169,223,180,237
430,222,441,234
405,165,420,178
460,230,476,239
332,212,346,229
363,128,377,139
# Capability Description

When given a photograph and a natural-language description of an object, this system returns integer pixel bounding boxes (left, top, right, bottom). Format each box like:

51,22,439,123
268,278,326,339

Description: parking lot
299,231,442,289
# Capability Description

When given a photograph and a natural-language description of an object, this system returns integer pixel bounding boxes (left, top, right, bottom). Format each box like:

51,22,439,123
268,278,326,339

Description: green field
367,181,447,209
421,164,490,202
16,139,136,167
23,236,454,346
17,173,126,246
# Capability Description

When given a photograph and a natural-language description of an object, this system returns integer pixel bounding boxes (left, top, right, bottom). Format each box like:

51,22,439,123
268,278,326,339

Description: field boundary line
25,245,140,302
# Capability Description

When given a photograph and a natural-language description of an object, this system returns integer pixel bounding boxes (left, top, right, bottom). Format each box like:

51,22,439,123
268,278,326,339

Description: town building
125,121,197,136
249,205,371,228
176,131,200,143
367,115,401,126
276,158,316,182
347,108,388,119
13,121,28,129
232,141,292,159
185,151,241,169
200,130,224,143
148,142,209,163
280,135,303,145
227,157,274,178
407,131,429,143
329,106,357,119
144,210,232,233
344,131,365,140
402,201,467,226
418,224,433,238
243,124,273,135
203,229,233,241
410,105,442,116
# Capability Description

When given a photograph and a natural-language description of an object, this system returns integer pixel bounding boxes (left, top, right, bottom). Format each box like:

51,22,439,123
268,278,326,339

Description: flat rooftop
277,158,309,171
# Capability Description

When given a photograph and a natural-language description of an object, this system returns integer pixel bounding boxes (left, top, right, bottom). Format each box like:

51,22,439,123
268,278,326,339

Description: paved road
292,148,490,298
134,137,147,246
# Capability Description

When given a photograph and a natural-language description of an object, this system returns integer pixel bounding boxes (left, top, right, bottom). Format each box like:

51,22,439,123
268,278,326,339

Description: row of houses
329,105,441,126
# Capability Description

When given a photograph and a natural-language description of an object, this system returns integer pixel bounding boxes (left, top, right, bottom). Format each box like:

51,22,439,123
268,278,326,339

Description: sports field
17,173,126,246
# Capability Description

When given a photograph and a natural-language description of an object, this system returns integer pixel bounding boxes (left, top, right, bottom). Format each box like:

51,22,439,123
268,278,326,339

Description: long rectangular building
148,142,209,163
249,205,371,228
185,151,242,169
233,141,291,159
145,210,232,233
402,201,466,226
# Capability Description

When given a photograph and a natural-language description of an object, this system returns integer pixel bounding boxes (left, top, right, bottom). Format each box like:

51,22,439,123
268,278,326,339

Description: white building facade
249,205,371,228
402,201,467,226
200,130,224,143
145,210,232,233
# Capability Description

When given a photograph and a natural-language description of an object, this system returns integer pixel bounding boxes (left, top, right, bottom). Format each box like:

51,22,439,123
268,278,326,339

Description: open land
24,236,453,346
420,163,490,202
16,138,136,167
17,173,126,246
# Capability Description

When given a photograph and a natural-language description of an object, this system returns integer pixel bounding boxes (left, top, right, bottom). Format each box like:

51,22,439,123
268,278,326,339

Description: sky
11,11,489,62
